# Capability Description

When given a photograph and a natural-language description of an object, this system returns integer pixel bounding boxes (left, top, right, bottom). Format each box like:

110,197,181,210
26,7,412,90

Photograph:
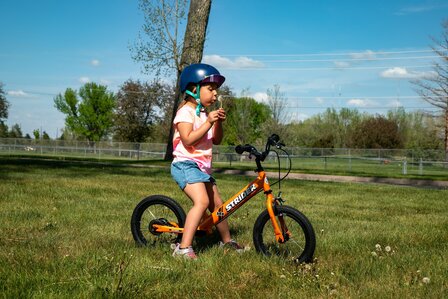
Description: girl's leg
180,182,209,248
206,183,232,243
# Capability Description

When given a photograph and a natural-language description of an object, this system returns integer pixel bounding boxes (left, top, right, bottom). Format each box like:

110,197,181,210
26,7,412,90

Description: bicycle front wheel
130,195,186,247
253,205,316,263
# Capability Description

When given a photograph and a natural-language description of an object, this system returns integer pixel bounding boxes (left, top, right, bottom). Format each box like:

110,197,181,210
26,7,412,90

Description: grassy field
3,151,448,181
1,157,447,298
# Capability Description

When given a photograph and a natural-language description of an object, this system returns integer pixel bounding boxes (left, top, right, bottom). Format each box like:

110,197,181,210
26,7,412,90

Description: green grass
1,157,447,298
3,151,448,181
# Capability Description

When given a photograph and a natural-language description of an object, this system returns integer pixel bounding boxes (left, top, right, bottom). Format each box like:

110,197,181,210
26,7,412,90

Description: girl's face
198,83,218,107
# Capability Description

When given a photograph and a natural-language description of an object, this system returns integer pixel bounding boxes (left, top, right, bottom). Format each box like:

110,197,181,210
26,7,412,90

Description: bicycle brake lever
276,142,285,149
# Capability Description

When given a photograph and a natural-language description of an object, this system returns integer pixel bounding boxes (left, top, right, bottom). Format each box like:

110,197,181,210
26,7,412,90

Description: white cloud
334,50,377,69
351,50,376,60
203,55,264,69
380,67,409,78
347,98,377,107
91,59,100,66
387,100,404,108
396,4,448,15
79,77,90,83
100,79,111,85
333,61,351,69
289,112,309,122
7,90,29,97
315,97,324,104
380,67,435,79
252,92,267,102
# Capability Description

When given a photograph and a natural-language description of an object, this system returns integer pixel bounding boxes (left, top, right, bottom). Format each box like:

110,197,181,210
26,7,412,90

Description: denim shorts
171,160,216,190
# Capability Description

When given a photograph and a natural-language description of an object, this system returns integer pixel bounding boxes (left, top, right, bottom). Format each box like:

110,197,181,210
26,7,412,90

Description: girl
171,63,243,259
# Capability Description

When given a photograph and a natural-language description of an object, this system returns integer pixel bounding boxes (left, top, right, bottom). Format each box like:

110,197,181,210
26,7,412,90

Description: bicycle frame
151,169,287,243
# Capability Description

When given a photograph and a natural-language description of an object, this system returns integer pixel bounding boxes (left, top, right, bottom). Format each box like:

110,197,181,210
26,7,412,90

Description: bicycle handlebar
235,134,291,187
235,134,285,161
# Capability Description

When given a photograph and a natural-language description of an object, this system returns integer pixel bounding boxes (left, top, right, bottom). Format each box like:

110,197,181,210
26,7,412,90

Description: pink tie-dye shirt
172,105,214,174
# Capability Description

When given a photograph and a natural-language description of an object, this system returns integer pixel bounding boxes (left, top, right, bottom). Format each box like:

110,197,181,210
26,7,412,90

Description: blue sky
1,0,447,137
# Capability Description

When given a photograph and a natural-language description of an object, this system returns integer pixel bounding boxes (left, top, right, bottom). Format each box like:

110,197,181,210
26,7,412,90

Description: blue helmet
180,63,225,92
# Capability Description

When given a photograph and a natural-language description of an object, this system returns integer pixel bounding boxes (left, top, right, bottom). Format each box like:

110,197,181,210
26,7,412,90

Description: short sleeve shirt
172,105,213,174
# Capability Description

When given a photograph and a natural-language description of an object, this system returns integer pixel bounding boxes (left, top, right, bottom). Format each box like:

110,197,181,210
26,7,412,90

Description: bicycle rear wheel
253,205,315,263
130,195,186,247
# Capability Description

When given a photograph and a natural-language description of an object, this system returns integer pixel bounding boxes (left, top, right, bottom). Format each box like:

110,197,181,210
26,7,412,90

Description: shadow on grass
0,157,171,180
194,227,244,253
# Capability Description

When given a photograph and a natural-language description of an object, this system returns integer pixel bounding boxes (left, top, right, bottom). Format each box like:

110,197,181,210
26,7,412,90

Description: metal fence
1,138,447,177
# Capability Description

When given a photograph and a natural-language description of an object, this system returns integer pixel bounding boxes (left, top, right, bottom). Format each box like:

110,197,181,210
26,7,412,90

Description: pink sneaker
172,244,198,260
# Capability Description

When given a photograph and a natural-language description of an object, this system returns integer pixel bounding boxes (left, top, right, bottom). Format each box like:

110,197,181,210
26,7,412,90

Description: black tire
253,205,316,263
130,195,186,247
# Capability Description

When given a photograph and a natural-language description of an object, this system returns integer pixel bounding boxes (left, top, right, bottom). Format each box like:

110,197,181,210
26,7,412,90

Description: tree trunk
164,0,212,161
445,107,448,162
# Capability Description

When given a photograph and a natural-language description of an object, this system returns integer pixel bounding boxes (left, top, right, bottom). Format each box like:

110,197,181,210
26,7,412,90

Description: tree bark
164,0,212,160
445,106,448,162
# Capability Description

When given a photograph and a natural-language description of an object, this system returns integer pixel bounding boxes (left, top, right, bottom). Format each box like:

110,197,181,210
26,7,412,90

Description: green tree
54,82,116,143
42,131,50,140
0,82,9,123
287,108,364,148
8,124,23,138
0,82,10,137
352,115,403,149
114,80,173,142
33,129,40,140
408,112,443,148
222,96,271,145
0,123,7,138
387,108,443,154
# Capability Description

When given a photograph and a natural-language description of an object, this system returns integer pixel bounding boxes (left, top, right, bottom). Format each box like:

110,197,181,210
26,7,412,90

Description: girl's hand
207,110,220,124
217,108,226,122
207,108,226,124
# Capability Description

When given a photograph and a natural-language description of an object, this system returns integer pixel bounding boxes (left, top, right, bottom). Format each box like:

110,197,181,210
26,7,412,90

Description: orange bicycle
130,134,316,263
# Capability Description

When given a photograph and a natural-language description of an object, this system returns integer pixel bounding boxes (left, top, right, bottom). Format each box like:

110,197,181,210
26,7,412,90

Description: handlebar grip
235,144,253,155
235,145,245,154
270,134,280,143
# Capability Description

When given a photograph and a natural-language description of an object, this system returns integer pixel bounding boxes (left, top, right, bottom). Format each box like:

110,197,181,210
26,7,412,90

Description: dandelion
371,251,378,257
385,246,391,253
375,244,382,251
280,274,286,279
422,277,430,284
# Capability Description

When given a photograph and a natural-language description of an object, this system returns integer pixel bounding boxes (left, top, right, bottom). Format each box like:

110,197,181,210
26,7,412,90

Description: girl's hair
177,84,197,111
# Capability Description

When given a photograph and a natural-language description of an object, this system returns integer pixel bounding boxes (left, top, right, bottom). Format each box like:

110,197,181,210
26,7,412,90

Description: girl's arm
213,120,223,145
177,110,221,146
213,108,226,145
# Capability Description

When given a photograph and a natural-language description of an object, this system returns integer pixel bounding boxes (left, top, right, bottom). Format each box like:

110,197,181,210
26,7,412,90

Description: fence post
419,158,423,175
402,159,407,175
348,148,352,172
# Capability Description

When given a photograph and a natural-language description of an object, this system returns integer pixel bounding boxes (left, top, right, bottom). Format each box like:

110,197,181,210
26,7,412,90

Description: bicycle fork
266,193,290,243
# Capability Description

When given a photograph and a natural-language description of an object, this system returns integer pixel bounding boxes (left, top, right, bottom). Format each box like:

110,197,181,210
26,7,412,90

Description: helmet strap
185,84,203,116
